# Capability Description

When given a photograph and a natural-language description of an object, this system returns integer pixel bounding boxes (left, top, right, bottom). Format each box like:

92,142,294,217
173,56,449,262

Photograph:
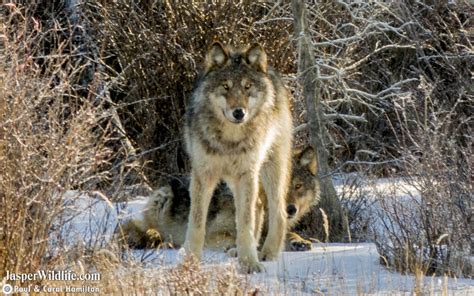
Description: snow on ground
59,178,474,295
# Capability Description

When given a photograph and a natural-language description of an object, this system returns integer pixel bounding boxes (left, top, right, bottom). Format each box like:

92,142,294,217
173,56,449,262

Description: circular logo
2,284,13,295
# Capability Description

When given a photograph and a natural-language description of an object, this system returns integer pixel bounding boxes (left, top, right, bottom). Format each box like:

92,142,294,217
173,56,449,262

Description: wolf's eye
223,84,229,90
295,183,302,190
244,83,252,90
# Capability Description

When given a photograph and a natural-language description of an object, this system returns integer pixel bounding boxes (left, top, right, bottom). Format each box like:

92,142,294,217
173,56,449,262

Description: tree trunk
292,0,346,242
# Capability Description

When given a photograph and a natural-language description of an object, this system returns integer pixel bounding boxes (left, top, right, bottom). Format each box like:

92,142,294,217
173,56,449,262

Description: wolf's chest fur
192,106,273,156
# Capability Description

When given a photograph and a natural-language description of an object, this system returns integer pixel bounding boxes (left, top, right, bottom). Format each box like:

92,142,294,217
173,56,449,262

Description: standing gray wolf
118,146,320,253
183,41,293,273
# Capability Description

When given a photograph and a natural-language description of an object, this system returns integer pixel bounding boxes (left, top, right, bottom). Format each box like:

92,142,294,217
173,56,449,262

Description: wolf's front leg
233,173,264,273
260,153,291,261
253,194,266,245
184,172,218,260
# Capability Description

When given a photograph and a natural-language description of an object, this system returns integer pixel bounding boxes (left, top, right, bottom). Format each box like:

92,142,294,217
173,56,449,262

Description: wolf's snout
232,108,246,121
286,204,297,218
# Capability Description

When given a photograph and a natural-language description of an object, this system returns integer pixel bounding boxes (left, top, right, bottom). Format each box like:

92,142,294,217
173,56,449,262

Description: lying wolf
119,146,320,254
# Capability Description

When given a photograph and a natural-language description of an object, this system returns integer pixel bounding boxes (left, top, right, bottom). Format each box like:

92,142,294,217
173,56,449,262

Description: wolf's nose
232,108,245,121
287,204,297,217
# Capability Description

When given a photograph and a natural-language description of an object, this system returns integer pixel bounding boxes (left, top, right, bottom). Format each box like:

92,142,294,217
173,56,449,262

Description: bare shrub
373,86,472,277
299,1,471,171
0,3,116,280
84,1,296,181
288,1,472,276
336,174,376,243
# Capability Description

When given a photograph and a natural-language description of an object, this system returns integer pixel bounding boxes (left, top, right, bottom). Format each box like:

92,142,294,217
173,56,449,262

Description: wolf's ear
299,146,317,176
246,43,268,73
205,41,228,73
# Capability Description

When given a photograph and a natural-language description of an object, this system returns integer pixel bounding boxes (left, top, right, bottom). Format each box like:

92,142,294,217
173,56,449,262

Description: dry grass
93,257,254,295
22,254,255,295
0,2,114,280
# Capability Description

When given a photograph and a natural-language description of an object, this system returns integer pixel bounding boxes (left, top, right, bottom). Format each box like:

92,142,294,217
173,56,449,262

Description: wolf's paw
145,228,162,248
239,259,265,274
287,232,312,252
289,238,312,251
117,220,148,249
227,247,238,257
258,248,279,261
